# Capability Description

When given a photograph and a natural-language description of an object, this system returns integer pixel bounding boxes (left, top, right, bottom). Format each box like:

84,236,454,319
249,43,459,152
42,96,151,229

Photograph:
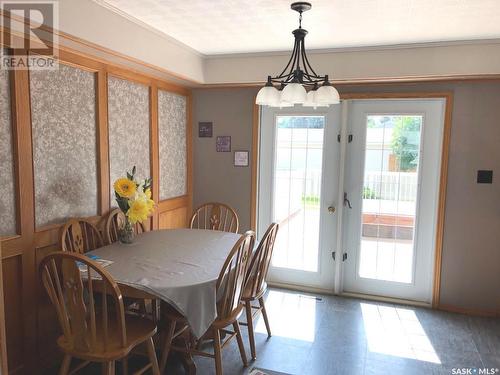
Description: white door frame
253,93,452,306
257,105,341,292
341,98,446,304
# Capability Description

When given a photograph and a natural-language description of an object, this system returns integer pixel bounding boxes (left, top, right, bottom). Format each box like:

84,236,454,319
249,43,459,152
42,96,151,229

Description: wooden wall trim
97,68,110,216
150,85,160,230
250,101,260,231
432,93,453,308
438,304,500,318
0,243,8,375
10,64,37,375
186,94,193,218
199,74,500,89
158,195,190,212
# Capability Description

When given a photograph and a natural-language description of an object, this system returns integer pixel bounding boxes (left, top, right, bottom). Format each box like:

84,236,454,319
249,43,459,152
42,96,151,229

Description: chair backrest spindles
190,202,239,233
216,231,255,319
245,223,279,298
40,252,127,354
61,219,104,254
105,208,146,245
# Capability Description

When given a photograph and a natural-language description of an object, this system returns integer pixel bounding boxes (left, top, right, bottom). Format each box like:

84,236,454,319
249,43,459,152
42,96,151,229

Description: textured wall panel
108,76,150,205
30,64,98,228
158,90,187,200
0,68,16,236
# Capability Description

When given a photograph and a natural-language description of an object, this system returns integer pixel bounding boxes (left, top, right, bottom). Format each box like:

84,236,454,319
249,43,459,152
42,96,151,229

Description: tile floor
49,288,500,375
174,289,500,375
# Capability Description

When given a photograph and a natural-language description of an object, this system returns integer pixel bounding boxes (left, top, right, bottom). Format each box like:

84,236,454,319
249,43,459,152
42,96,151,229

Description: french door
258,105,341,291
342,99,445,302
257,98,445,303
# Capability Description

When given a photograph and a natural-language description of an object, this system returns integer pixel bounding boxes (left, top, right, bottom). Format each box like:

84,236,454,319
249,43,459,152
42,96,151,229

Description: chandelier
256,2,340,108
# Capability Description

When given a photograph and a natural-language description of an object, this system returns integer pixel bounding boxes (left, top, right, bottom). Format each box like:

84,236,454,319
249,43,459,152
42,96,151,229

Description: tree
390,116,421,171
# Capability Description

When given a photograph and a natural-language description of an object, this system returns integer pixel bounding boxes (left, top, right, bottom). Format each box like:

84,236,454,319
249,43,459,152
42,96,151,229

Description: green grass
301,195,320,207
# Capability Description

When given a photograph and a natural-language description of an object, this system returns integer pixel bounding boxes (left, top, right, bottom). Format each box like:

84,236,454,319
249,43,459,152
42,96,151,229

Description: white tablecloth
87,228,241,337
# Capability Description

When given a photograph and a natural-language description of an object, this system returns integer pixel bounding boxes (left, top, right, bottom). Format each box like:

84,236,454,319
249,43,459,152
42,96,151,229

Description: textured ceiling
96,0,500,55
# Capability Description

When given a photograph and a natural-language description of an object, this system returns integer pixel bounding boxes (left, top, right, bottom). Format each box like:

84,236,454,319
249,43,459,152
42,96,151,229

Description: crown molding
204,38,500,59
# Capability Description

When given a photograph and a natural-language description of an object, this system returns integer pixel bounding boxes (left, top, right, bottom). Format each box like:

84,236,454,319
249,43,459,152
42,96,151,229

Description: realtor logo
0,1,59,70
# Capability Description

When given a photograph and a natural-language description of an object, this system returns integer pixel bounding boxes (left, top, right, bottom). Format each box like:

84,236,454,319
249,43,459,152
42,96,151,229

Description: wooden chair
104,209,146,246
190,202,239,233
61,218,104,254
40,252,160,375
159,231,256,375
241,223,279,360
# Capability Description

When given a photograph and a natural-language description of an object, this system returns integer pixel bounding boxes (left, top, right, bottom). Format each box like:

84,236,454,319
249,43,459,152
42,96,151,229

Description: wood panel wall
0,46,192,374
0,242,7,375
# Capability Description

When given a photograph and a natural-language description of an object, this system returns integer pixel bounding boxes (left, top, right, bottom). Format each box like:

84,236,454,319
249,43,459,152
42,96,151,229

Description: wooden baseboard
437,304,500,318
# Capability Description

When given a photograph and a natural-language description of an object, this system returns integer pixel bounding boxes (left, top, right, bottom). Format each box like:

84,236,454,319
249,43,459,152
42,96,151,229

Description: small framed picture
198,122,213,138
234,150,249,167
216,136,231,152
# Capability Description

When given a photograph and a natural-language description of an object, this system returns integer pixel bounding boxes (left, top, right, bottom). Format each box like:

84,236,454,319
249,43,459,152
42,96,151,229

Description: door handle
344,192,352,209
328,206,336,214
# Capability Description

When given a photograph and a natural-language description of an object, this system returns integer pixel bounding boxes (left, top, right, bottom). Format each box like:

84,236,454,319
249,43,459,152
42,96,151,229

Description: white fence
363,171,418,201
275,170,418,202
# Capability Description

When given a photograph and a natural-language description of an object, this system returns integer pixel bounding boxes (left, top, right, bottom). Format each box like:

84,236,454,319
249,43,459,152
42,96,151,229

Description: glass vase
118,218,134,244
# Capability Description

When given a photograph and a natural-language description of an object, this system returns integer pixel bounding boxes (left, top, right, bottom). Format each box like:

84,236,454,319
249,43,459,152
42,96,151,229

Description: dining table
87,228,241,339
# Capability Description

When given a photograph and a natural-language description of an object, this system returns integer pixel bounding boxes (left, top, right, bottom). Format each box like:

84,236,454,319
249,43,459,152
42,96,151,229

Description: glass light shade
256,85,280,106
315,85,340,105
281,82,307,104
277,93,294,108
278,101,294,108
303,90,328,108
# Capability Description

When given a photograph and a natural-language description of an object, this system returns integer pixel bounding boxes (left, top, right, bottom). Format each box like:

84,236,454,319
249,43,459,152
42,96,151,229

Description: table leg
179,331,197,375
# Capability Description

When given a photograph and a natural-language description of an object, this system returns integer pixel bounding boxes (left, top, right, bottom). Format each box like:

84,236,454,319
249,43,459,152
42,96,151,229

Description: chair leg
59,354,71,375
159,319,176,373
245,301,257,360
122,357,128,375
233,320,248,367
102,361,115,375
259,297,272,337
146,337,161,375
139,299,148,316
213,328,223,375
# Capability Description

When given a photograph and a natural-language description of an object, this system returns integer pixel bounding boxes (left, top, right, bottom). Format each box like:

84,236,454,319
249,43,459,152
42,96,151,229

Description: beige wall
204,42,500,84
192,81,500,313
192,88,256,232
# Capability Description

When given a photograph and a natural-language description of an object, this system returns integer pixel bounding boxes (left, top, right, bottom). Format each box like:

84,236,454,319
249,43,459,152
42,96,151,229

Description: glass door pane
272,116,325,272
359,115,422,283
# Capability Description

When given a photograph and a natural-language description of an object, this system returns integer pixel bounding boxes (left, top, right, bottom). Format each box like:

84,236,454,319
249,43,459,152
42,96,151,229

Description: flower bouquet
113,166,155,244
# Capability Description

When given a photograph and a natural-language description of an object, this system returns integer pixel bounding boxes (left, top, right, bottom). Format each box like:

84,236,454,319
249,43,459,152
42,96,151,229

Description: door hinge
338,134,353,143
342,253,348,262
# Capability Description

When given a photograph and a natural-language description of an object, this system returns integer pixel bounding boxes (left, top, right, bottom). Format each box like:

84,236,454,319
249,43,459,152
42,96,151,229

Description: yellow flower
127,198,150,224
145,188,152,199
146,198,155,212
114,178,136,198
